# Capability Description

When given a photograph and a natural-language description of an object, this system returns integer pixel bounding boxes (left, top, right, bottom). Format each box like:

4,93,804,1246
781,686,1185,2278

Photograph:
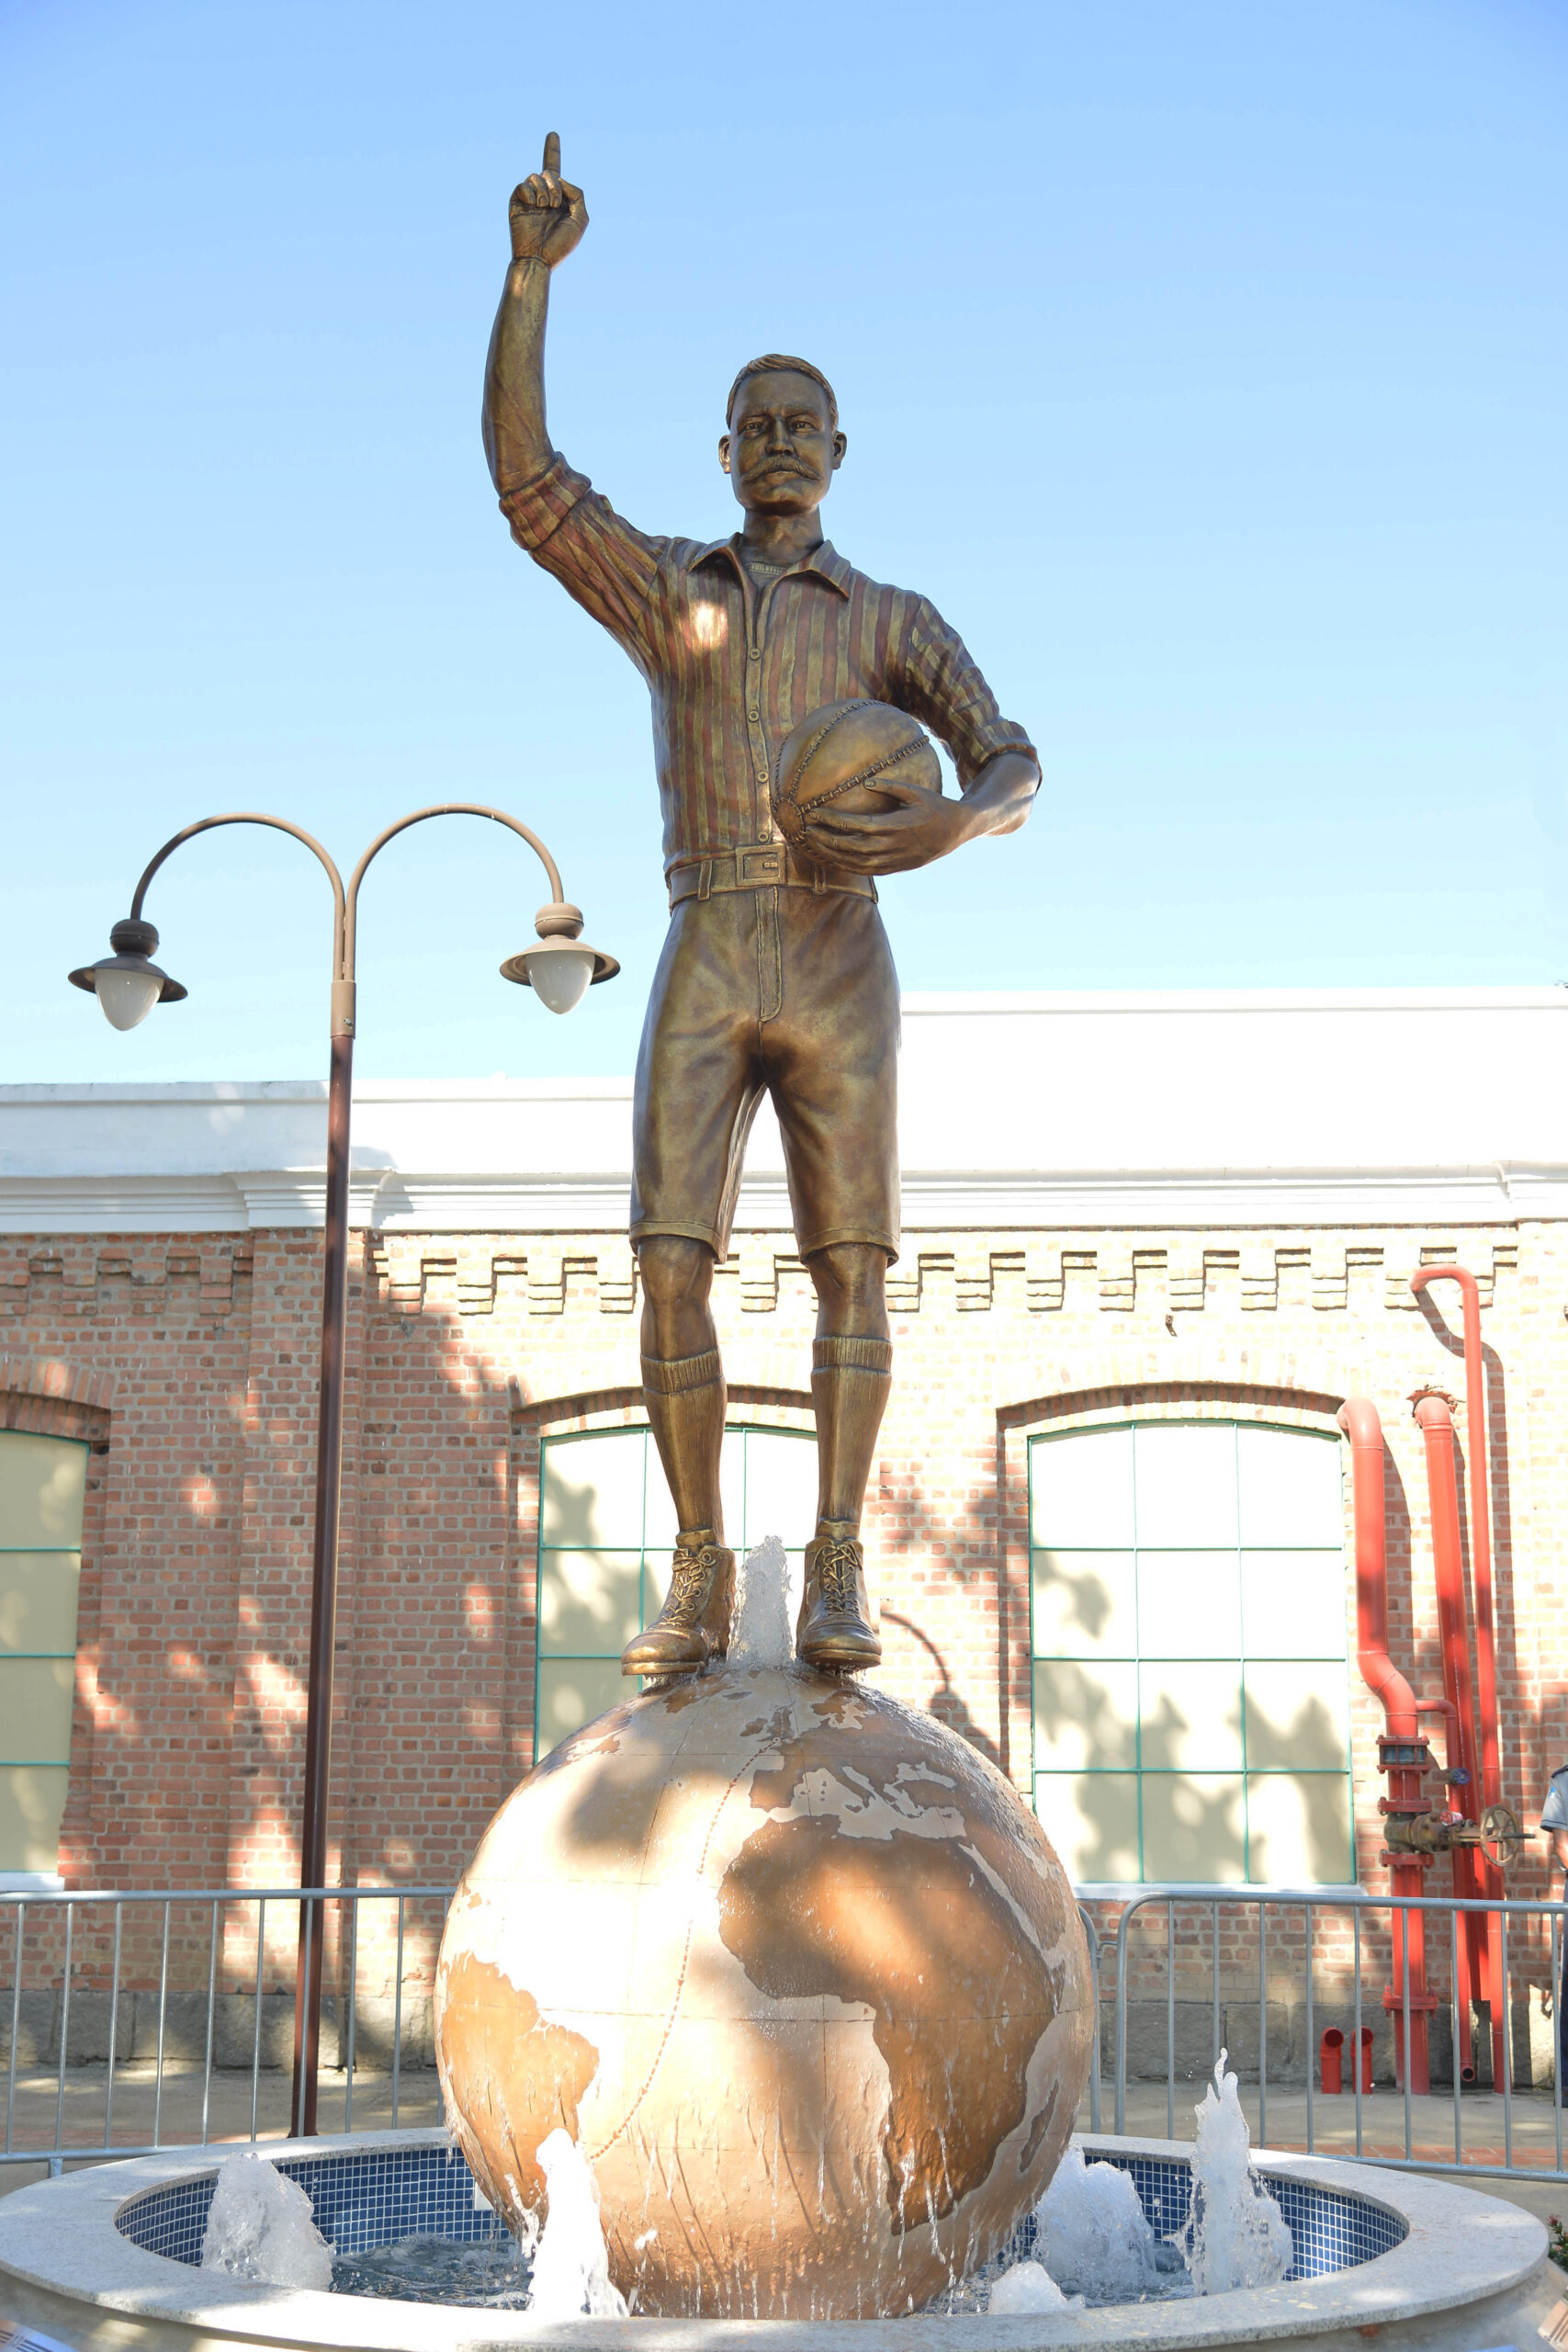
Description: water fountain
0,1551,1552,2349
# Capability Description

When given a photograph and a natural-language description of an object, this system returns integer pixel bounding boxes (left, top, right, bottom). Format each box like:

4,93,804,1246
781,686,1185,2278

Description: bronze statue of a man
486,136,1039,1679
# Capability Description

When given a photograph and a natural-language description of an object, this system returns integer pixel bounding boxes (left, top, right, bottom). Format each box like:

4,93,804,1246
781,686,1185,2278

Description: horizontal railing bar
1104,1886,1563,1917
0,1885,457,1906
1,1883,1559,1913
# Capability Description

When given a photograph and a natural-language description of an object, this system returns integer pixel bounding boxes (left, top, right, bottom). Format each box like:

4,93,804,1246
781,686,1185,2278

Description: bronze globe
435,1663,1093,2318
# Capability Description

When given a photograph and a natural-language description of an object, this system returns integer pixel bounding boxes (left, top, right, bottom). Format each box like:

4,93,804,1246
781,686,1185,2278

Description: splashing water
1032,2146,1171,2300
728,1534,795,1668
1179,2052,1293,2293
987,2258,1077,2313
199,2151,333,2290
525,2130,628,2319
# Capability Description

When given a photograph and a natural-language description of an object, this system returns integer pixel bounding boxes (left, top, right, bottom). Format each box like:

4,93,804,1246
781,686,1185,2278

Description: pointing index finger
542,131,561,175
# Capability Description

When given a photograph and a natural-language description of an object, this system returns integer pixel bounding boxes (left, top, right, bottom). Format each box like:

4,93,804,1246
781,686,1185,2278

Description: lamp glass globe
529,947,594,1016
95,967,164,1031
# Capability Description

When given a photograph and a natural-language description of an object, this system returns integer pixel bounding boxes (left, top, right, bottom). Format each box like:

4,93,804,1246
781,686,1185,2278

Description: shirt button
748,649,761,662
748,707,759,720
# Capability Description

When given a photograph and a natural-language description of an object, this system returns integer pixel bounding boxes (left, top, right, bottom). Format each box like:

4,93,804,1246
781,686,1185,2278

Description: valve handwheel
1478,1802,1528,1871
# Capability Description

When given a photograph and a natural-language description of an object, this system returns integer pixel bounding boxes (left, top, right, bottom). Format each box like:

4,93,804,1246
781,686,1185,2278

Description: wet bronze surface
434,1663,1092,2316
436,1951,600,2211
718,1811,1057,2226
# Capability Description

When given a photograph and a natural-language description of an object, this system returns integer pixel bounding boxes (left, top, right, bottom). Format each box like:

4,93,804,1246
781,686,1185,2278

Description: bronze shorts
630,887,900,1263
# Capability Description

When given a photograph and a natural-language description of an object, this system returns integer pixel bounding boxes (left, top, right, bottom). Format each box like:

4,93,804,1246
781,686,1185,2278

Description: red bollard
1319,2028,1345,2093
1357,2026,1375,2092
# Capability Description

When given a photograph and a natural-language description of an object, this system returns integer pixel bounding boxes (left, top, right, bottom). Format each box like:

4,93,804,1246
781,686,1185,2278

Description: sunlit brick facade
3,991,1564,2035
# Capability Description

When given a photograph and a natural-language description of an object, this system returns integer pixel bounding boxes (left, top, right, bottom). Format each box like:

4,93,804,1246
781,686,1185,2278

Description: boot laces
816,1537,862,1612
661,1544,717,1629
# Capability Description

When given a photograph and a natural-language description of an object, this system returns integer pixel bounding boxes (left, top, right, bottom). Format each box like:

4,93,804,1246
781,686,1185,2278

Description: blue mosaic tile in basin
116,2145,506,2269
997,2149,1406,2283
117,2143,1406,2287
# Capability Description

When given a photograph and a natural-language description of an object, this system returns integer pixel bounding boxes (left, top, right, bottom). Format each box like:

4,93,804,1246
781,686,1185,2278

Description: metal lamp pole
69,803,616,2135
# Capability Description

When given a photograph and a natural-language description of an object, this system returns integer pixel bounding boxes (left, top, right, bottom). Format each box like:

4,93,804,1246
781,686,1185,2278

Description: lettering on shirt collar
686,537,852,598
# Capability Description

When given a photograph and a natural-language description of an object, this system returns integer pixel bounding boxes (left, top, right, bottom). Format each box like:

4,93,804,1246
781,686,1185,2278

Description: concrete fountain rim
0,2126,1545,2352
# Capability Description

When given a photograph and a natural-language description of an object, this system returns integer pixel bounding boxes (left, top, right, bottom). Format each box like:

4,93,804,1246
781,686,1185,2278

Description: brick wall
2,1216,1562,2008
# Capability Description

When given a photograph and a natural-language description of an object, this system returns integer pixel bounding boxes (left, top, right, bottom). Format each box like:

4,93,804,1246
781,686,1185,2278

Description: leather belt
667,842,876,908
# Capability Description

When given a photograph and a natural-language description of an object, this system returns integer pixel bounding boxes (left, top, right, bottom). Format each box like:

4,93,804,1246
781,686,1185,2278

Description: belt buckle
739,845,785,887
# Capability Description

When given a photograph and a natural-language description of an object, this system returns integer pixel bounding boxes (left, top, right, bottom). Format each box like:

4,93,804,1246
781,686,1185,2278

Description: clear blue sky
5,0,1565,1083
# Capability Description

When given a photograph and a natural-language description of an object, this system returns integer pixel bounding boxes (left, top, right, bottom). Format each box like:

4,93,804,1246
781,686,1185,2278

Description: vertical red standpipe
1410,1267,1506,2091
1339,1399,1431,2093
1413,1391,1488,2084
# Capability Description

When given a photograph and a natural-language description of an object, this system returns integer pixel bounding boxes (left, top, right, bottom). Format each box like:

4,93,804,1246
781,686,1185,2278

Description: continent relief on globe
434,1665,1092,2319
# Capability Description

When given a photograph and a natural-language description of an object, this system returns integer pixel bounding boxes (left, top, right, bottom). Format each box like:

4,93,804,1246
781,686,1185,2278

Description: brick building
1,986,1564,1979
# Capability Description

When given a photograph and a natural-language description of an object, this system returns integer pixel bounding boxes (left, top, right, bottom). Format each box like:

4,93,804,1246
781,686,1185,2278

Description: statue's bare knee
807,1241,888,1340
637,1236,716,1360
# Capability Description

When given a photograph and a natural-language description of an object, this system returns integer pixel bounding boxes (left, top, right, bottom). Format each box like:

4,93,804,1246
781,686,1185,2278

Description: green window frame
534,1423,816,1761
0,1430,88,1877
1028,1419,1355,1887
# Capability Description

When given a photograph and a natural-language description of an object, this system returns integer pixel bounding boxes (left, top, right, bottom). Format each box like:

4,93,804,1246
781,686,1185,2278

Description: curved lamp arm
67,811,347,1028
343,801,565,975
130,811,348,964
70,800,615,1033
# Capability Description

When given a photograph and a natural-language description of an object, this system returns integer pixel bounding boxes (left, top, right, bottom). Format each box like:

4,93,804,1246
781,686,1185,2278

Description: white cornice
898,986,1568,1015
1,1164,1561,1236
6,992,1565,1235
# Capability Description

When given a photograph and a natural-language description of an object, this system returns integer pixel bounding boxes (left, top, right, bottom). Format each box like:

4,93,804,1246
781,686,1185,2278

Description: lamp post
69,803,616,2135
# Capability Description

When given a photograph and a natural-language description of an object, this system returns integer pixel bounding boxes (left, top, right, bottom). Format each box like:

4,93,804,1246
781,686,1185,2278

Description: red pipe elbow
1339,1398,1418,1741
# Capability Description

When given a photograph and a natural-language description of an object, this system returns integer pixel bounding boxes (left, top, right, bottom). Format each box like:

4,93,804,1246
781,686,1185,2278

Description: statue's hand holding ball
774,699,981,876
510,132,588,269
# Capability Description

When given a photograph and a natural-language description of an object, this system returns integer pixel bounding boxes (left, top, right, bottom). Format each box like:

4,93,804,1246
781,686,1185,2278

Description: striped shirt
500,456,1038,880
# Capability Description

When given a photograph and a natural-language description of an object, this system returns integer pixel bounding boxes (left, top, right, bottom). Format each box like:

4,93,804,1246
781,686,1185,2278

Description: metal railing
6,1882,1561,2186
0,1884,452,2173
1108,1884,1568,2186
0,1888,1104,2175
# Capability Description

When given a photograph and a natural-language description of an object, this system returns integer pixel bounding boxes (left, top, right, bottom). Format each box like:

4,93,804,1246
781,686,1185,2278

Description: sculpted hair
726,355,840,430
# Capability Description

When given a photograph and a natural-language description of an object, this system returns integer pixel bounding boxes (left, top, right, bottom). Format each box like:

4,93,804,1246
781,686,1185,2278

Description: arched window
536,1424,816,1758
0,1431,86,1879
1029,1419,1352,1887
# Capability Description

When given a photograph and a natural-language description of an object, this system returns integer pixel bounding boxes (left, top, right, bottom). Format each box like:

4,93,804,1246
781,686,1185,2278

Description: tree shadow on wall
869,1454,1010,1772
879,1608,1002,1770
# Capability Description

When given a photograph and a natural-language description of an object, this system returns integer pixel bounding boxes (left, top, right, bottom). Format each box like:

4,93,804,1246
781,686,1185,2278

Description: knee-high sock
641,1350,726,1541
812,1335,892,1534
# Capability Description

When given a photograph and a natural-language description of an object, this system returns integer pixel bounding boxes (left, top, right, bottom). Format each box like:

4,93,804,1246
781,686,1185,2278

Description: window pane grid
0,1434,86,1872
1029,1421,1352,1885
536,1425,815,1760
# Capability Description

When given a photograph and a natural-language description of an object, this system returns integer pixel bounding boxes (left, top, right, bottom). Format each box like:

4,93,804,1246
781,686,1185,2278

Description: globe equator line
586,1714,786,2163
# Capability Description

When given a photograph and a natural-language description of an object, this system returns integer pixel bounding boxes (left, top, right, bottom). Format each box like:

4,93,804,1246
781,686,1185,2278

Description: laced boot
621,1531,735,1678
796,1526,881,1671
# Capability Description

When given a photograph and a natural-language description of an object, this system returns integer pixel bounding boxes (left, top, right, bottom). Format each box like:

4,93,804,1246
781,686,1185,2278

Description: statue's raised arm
482,132,589,492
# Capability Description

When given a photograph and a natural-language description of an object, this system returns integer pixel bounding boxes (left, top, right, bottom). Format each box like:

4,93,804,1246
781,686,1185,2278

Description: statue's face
719,370,846,518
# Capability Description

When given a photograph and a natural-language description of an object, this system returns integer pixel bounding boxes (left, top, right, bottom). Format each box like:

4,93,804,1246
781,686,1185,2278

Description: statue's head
719,356,846,521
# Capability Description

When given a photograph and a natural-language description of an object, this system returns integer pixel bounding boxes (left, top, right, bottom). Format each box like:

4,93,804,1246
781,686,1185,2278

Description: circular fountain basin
0,2127,1550,2352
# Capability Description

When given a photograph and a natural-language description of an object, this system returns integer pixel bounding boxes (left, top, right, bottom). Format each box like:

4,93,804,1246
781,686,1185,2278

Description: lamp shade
95,965,166,1031
68,918,186,1028
526,944,596,1015
499,901,618,1011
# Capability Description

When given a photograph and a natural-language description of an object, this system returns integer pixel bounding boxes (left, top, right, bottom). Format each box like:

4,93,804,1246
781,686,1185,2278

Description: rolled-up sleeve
895,597,1039,789
498,453,667,676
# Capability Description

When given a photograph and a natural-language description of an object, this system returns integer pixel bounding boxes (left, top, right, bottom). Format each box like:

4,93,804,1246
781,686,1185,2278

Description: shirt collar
688,535,852,598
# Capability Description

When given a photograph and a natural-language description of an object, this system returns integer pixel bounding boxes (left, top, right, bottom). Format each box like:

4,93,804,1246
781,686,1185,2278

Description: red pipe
1413,1391,1494,2083
1410,1270,1501,1816
1320,2028,1344,2094
1339,1398,1431,2093
1411,1268,1506,2086
1342,1400,1420,1753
